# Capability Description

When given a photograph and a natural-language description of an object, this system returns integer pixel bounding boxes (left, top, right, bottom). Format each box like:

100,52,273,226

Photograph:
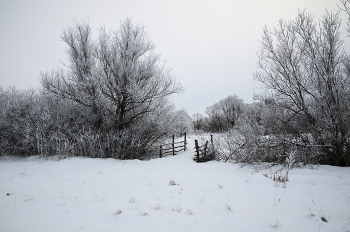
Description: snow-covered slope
1,136,349,232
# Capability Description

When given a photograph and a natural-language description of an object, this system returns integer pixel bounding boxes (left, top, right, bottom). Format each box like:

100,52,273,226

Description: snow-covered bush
213,127,324,165
213,117,264,163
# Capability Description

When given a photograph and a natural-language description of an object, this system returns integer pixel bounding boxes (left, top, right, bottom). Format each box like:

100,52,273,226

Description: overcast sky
0,0,348,116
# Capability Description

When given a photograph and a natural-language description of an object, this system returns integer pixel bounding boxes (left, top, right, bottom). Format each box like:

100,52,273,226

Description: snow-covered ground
1,135,349,232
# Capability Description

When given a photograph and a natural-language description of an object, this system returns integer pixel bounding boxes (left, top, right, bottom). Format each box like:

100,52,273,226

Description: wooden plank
163,148,185,155
162,145,184,151
172,135,175,156
161,147,174,151
161,141,185,146
174,140,185,145
204,141,208,157
173,145,185,149
184,133,187,151
211,135,214,157
195,144,206,149
162,150,174,155
174,148,185,153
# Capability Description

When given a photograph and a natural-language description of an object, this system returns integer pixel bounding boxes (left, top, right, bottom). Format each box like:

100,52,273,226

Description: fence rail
159,133,187,158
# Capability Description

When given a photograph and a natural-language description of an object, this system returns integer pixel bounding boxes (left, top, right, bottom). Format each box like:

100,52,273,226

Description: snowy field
1,135,350,232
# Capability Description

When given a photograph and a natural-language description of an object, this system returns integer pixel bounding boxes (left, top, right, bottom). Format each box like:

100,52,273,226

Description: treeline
192,95,261,132
194,7,350,166
0,18,190,159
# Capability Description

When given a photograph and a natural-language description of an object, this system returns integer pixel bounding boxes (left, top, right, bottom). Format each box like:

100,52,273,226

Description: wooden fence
194,135,214,162
159,133,187,158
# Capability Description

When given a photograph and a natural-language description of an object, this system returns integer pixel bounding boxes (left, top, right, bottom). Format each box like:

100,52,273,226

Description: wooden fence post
184,132,187,151
195,140,200,161
172,134,175,156
204,141,208,157
160,145,162,158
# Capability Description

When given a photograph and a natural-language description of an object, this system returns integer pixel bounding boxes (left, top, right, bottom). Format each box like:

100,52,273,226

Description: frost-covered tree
219,95,244,128
41,18,183,132
40,18,183,159
205,95,244,132
172,110,193,136
205,103,224,132
254,10,350,166
244,102,263,126
192,113,205,130
339,0,350,36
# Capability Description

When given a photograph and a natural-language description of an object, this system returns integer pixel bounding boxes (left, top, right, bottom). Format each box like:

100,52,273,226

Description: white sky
0,0,348,116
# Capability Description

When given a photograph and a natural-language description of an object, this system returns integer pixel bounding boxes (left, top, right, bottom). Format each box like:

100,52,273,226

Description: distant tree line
0,18,189,159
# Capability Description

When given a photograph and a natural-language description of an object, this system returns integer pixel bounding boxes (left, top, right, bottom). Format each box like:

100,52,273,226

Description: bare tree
41,20,104,130
172,110,193,136
339,0,350,36
244,102,264,126
41,18,183,159
219,95,244,128
205,95,244,131
205,103,225,132
95,18,183,131
254,10,350,166
192,113,204,130
41,18,183,132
